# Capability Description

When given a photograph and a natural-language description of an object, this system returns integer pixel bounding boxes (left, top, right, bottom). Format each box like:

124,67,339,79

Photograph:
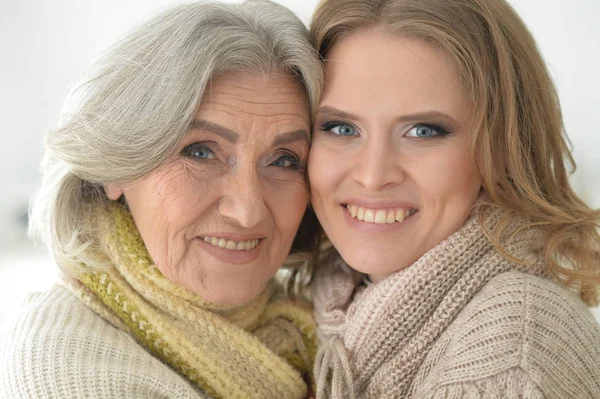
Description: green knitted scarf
64,202,317,399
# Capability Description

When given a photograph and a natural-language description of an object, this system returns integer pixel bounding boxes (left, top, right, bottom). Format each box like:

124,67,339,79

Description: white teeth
357,207,365,220
202,237,259,251
349,205,357,218
386,212,396,224
396,210,405,223
374,211,387,224
346,204,415,225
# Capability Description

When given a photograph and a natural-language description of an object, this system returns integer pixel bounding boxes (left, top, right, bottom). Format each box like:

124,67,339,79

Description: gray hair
30,0,323,273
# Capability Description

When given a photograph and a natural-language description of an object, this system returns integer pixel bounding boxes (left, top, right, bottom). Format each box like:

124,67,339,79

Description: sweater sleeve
0,285,205,399
412,272,600,399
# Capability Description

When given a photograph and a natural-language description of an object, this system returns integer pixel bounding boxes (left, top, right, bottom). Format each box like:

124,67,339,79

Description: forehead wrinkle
211,77,301,91
205,94,305,109
200,101,307,119
205,80,304,102
269,114,308,124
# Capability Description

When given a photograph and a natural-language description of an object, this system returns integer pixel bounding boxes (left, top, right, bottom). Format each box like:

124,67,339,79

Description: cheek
267,183,308,261
272,182,308,229
125,166,212,264
410,146,481,204
148,167,210,224
308,144,342,200
445,150,481,200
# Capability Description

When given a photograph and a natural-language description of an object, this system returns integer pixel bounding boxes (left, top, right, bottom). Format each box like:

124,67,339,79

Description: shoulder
413,272,600,399
467,272,600,350
0,284,202,399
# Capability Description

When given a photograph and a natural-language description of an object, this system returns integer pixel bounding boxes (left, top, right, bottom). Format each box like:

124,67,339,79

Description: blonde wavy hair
309,0,600,305
29,0,323,285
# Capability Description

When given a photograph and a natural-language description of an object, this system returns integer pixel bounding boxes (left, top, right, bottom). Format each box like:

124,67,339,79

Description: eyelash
320,121,357,136
319,121,452,138
181,142,216,159
406,123,451,137
270,151,304,172
181,142,304,171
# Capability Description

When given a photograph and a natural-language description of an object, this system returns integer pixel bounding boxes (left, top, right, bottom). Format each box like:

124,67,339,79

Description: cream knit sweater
313,212,600,398
0,285,204,398
412,271,600,398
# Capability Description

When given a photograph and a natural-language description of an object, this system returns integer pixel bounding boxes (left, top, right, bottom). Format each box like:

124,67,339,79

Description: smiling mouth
343,204,417,224
200,236,260,251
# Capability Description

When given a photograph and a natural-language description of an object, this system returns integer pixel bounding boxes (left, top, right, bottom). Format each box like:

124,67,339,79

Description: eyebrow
191,120,239,143
272,129,309,146
317,106,459,127
316,106,360,121
191,119,309,146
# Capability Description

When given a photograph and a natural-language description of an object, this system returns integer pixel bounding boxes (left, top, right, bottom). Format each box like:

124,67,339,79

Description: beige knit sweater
0,285,204,398
413,271,600,398
313,212,600,398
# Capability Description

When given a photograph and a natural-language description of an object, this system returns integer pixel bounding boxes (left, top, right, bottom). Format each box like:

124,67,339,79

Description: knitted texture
411,272,600,398
66,202,316,399
312,211,600,398
0,285,204,398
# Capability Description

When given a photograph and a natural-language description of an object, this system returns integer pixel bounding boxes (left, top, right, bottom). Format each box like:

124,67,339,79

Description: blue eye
405,124,450,138
321,121,357,136
182,143,215,159
271,153,301,169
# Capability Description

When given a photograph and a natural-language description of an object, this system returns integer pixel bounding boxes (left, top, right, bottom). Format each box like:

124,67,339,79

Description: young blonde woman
307,0,600,397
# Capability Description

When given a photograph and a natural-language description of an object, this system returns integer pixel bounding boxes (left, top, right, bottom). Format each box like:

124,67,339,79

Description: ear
104,183,124,201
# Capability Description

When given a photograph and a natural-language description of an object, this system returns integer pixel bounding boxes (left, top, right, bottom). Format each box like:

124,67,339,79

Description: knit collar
312,208,546,398
66,202,317,399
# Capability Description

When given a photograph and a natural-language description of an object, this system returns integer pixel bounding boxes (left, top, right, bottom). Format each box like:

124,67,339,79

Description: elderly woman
0,1,322,398
307,0,600,398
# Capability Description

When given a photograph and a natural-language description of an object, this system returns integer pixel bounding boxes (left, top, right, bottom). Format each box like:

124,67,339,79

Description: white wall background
0,0,598,321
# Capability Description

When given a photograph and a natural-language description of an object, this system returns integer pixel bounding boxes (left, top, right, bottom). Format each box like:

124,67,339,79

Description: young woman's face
106,71,310,305
309,30,482,281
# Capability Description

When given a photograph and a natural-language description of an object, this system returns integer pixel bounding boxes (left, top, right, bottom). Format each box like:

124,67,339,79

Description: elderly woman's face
309,30,482,282
107,71,310,305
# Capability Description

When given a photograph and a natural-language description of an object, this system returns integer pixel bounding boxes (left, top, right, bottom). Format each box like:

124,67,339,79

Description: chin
339,249,412,276
199,282,264,306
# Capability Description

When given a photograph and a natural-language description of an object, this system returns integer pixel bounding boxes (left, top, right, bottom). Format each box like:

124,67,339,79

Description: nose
217,167,268,228
351,135,404,190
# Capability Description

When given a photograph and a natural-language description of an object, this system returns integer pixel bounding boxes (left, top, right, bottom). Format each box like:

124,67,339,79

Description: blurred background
0,0,599,323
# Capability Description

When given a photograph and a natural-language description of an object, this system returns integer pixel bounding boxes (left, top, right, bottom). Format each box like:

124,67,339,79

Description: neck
368,273,388,284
